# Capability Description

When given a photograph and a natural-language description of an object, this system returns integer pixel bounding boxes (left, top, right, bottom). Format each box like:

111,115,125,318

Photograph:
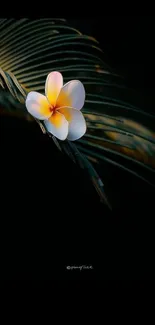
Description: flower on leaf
25,71,86,141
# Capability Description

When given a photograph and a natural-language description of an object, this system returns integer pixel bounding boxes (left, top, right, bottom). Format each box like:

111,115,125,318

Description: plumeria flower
25,71,86,141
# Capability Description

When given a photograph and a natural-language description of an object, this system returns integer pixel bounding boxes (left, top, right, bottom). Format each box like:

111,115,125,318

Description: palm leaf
0,18,155,206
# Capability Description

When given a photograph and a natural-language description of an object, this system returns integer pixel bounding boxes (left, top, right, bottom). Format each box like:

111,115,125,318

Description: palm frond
0,18,155,205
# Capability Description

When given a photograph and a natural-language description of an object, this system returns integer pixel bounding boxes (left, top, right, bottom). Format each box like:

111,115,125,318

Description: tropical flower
25,71,86,141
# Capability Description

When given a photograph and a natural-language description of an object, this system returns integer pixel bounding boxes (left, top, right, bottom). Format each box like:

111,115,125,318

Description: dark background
0,16,155,289
69,17,155,87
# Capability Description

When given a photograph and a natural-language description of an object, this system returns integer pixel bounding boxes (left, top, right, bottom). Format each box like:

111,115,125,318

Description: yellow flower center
50,104,59,115
49,104,72,122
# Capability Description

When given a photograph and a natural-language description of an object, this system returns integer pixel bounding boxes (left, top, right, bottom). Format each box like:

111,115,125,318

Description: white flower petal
58,107,86,141
26,91,51,120
45,71,63,106
56,80,85,110
44,111,68,140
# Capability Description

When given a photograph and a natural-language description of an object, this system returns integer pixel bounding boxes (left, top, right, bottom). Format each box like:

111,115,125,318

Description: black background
0,16,155,289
